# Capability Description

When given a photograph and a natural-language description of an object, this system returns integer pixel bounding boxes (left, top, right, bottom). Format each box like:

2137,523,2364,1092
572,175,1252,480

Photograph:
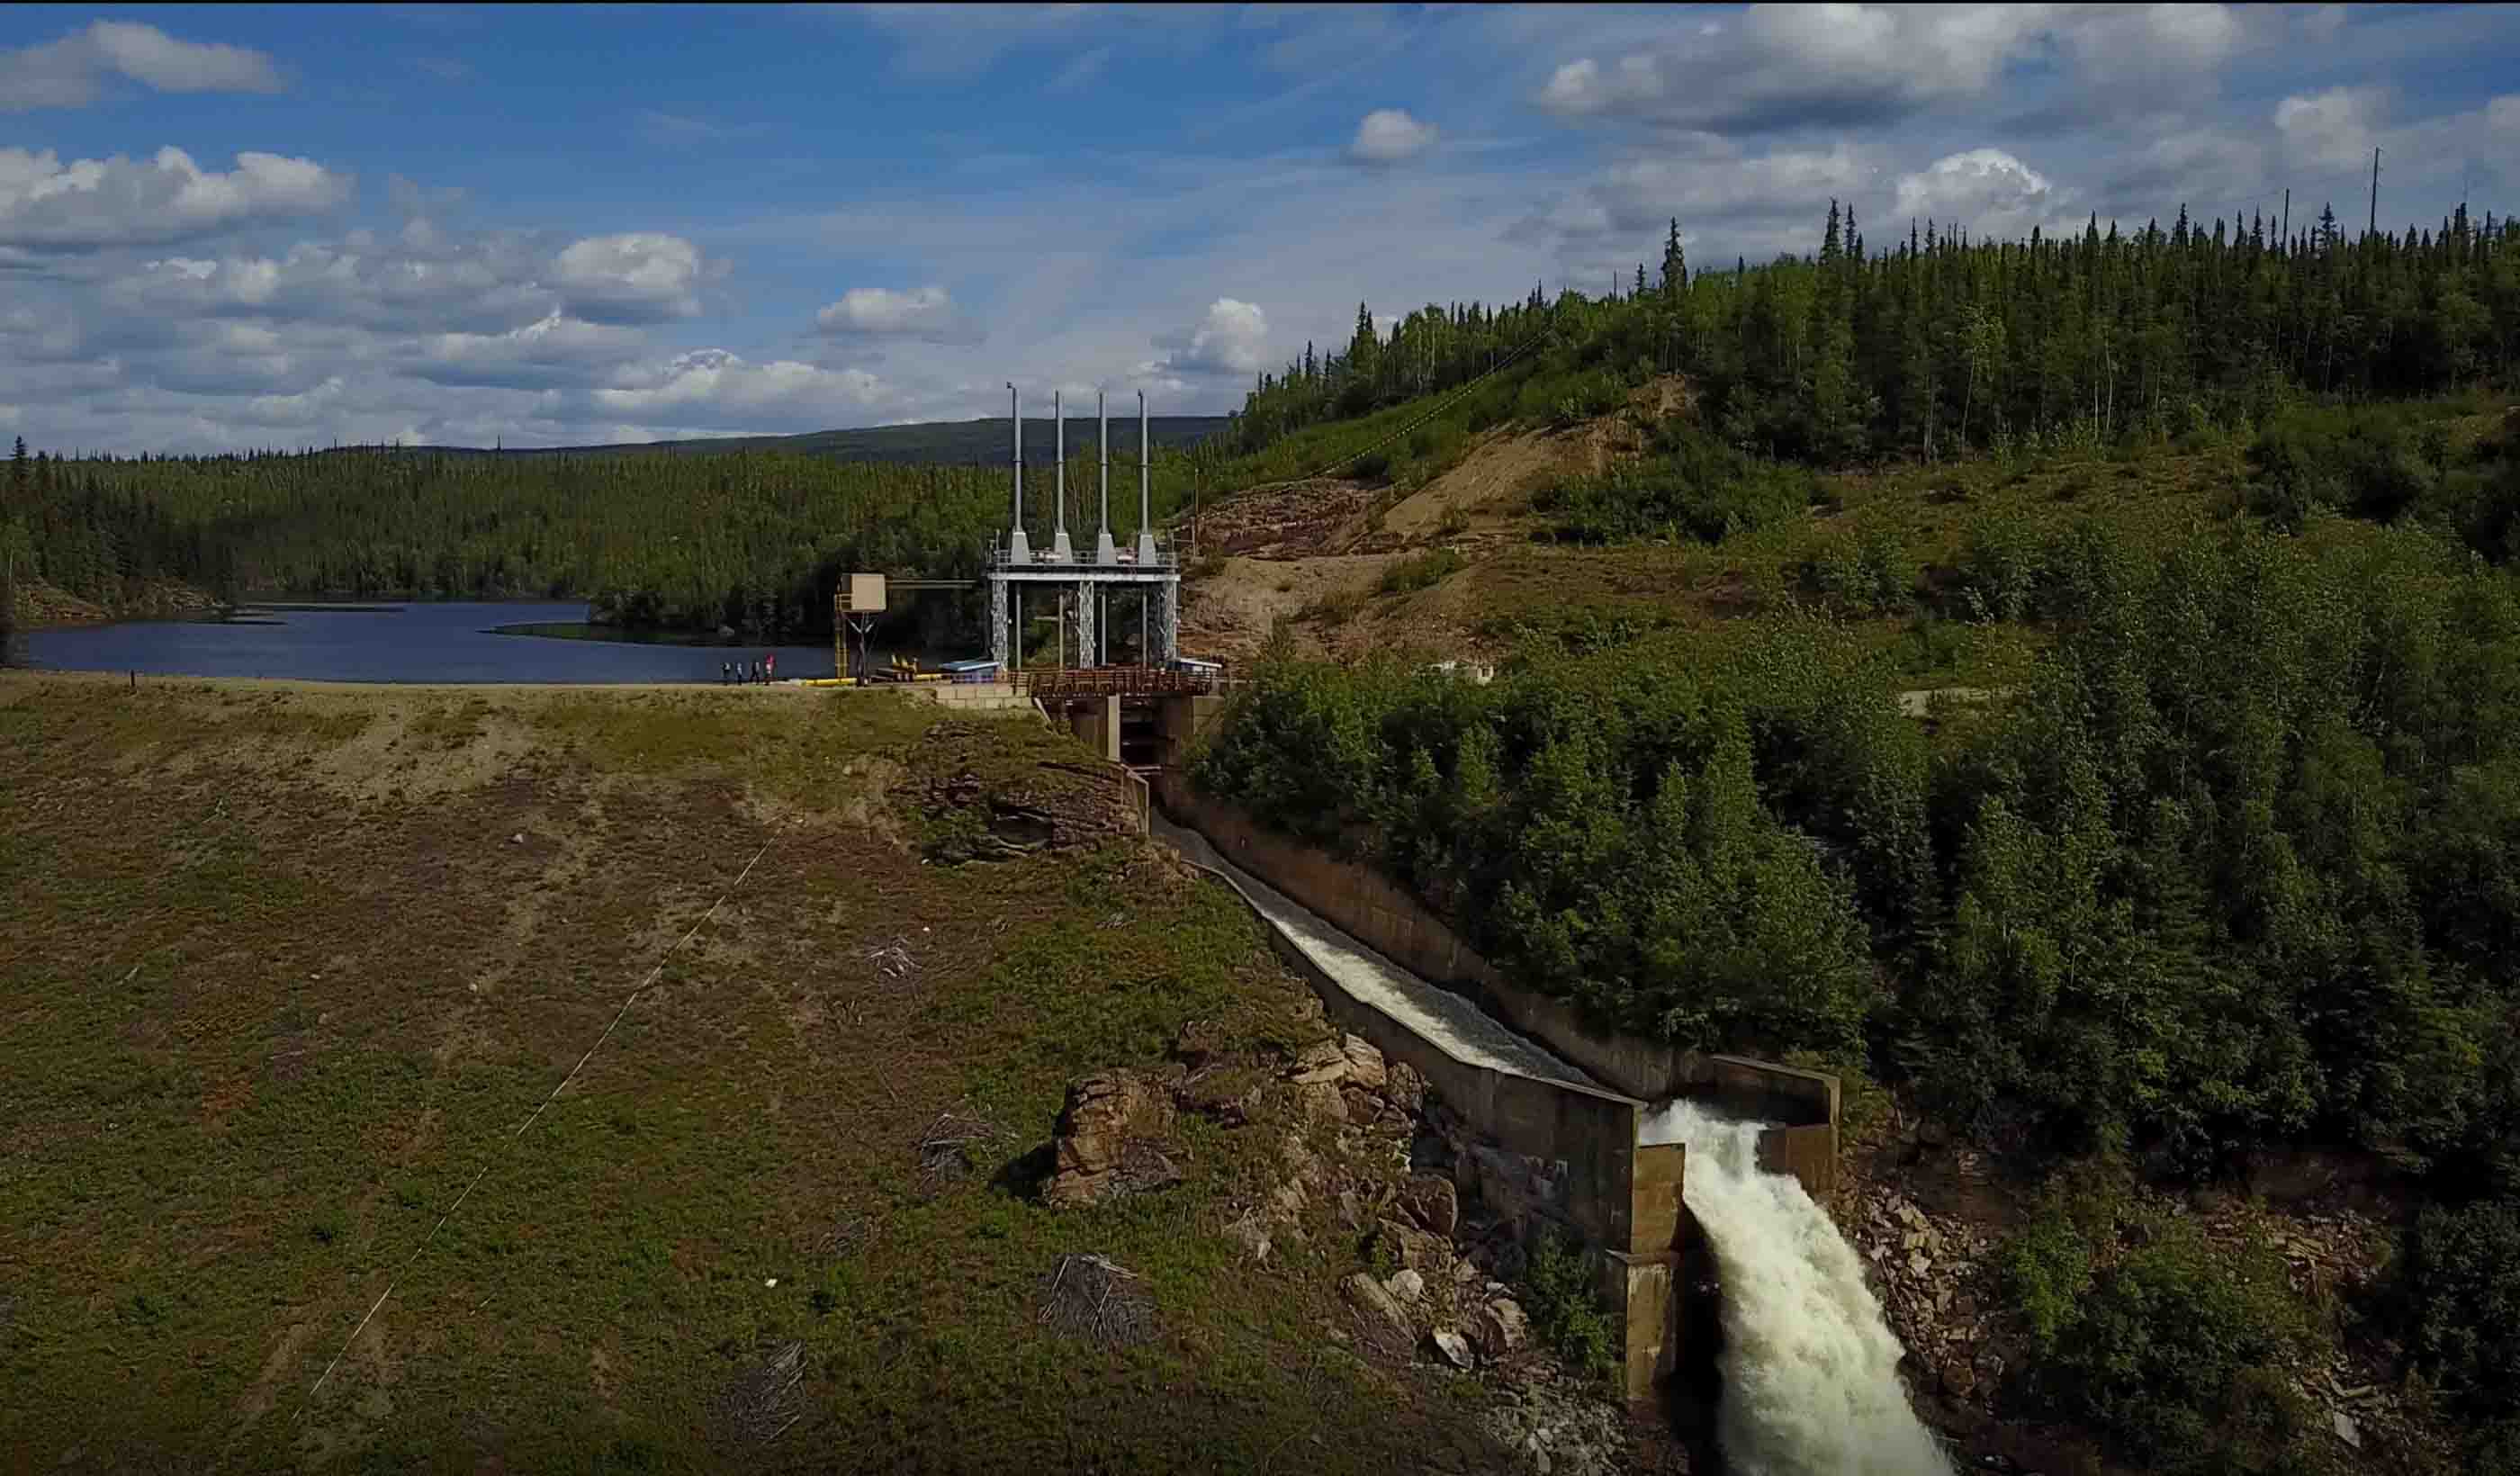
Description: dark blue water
11,602,843,683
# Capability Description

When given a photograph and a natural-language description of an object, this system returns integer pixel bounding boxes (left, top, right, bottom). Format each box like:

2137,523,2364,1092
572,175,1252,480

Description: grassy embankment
0,675,1502,1474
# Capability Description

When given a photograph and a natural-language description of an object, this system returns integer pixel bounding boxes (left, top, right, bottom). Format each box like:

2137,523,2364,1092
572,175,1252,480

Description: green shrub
1519,1229,1616,1382
1536,424,1816,544
1301,586,1365,626
2032,1219,2321,1472
1810,527,1915,615
2000,1213,2096,1349
1377,547,1466,596
2398,1199,2520,1426
1957,511,2040,621
1897,614,1969,678
1476,602,1675,655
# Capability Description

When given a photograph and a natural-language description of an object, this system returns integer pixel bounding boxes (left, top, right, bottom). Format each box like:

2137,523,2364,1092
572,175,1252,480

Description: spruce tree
1661,219,1689,303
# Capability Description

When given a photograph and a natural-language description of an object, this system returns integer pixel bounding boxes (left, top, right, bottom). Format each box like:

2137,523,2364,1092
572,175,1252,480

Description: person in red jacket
764,652,777,683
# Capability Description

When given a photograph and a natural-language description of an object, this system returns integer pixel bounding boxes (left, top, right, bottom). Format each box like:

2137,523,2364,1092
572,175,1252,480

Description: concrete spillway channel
1155,814,1605,1093
1150,796,1951,1474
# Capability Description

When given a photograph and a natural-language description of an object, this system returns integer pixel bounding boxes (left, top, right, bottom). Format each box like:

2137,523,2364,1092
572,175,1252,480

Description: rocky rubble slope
1040,986,1644,1476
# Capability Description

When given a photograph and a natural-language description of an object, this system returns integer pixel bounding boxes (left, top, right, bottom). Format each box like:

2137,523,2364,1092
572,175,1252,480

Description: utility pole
2369,147,2380,240
2282,189,2290,247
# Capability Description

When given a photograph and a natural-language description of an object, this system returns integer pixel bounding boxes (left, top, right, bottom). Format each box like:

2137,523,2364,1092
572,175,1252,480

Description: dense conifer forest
1238,202,2520,463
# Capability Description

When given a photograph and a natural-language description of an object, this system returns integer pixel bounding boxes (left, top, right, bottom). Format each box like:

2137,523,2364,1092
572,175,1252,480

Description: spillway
1642,1100,1952,1476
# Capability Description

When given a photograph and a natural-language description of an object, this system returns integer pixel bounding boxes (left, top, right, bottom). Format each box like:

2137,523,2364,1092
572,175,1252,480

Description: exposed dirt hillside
1176,380,1687,664
1177,376,1725,664
1174,374,2272,691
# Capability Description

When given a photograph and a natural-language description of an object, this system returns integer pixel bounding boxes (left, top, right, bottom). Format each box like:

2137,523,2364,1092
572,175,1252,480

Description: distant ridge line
370,414,1237,464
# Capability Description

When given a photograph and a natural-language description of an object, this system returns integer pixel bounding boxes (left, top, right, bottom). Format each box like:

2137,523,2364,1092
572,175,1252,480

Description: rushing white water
1642,1099,1953,1476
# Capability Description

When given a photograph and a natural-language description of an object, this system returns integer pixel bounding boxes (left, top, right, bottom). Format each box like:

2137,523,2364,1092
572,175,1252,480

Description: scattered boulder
1223,1215,1272,1264
2332,1410,2361,1450
1174,1068,1257,1126
1472,1298,1530,1359
1287,1040,1350,1085
1043,1071,1176,1207
1373,1217,1451,1272
1171,1019,1227,1067
1430,1328,1476,1370
1279,1133,1324,1188
1398,1174,1460,1237
1385,1268,1425,1303
1341,1271,1414,1347
1383,1061,1427,1114
1339,1034,1388,1091
1292,1079,1347,1123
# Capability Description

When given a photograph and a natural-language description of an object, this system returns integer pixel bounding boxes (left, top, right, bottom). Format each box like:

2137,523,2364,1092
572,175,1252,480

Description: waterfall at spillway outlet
1641,1099,1953,1476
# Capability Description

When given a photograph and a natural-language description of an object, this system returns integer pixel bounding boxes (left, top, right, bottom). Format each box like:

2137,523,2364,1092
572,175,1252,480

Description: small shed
938,658,1004,685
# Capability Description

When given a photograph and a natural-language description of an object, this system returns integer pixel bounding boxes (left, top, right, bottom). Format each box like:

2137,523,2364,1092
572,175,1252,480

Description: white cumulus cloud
0,21,284,112
814,285,976,342
0,147,351,251
550,232,706,323
1143,298,1270,377
1530,5,2273,137
590,349,892,424
1349,109,1438,165
1537,4,2051,134
2275,86,2386,171
1893,148,2067,238
412,311,646,390
101,230,552,335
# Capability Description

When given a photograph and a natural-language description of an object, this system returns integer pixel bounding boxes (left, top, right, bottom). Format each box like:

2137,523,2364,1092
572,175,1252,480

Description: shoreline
0,670,842,697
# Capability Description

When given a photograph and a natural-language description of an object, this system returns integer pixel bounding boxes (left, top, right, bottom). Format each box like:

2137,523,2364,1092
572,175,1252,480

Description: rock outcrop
1043,1070,1179,1208
901,721,1142,863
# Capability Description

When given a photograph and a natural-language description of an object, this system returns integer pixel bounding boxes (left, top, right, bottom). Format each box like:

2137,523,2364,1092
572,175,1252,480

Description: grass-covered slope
0,677,1519,1474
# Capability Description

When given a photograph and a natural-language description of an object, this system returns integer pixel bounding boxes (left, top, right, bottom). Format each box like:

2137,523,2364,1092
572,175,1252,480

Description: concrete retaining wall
1157,776,1508,996
1195,828,1647,1256
1154,695,1231,768
1065,694,1121,761
924,681,1036,713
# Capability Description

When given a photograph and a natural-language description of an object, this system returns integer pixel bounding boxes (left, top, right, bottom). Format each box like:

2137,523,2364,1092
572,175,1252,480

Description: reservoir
7,601,845,684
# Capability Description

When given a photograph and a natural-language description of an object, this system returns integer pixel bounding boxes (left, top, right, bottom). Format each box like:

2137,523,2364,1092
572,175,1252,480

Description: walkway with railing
1011,665,1232,699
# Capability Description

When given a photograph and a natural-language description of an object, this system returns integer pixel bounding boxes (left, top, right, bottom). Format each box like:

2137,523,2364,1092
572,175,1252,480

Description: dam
1148,765,1952,1473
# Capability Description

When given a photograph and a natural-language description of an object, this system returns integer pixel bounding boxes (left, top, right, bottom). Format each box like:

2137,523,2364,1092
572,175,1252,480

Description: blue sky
4,4,2516,452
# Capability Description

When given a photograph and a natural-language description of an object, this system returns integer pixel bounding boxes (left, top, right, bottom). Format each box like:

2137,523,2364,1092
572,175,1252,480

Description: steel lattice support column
988,575,1009,669
1156,577,1180,665
1072,580,1098,670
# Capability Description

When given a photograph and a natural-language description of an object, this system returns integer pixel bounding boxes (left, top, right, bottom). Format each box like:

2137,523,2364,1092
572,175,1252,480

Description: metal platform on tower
985,383,1181,671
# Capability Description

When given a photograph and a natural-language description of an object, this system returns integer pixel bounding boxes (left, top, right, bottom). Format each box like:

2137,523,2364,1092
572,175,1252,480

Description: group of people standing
721,653,776,685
